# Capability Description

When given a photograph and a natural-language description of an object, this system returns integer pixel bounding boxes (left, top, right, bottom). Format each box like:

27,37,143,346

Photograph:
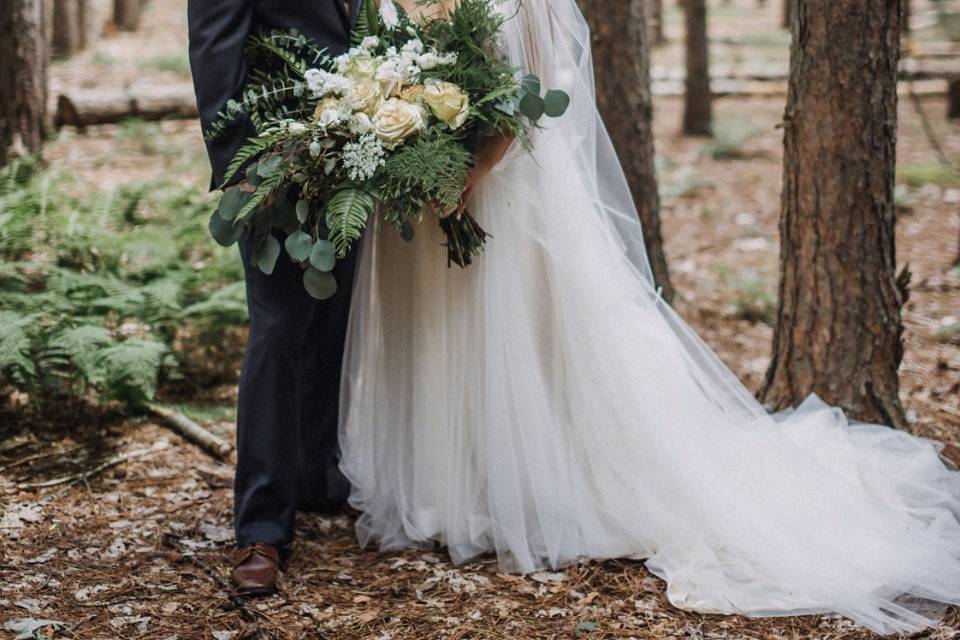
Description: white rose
379,0,399,29
373,98,425,147
402,38,424,55
349,80,384,116
317,108,341,128
376,61,405,97
349,112,373,135
422,80,470,130
361,36,380,51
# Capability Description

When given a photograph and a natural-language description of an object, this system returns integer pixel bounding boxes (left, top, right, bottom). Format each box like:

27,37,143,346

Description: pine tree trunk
649,0,666,46
762,0,907,428
682,0,712,136
901,0,910,35
0,0,48,166
782,0,793,29
52,0,82,57
113,0,140,31
948,78,960,120
578,0,675,302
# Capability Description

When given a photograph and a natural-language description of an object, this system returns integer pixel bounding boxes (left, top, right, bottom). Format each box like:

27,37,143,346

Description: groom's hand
457,131,515,216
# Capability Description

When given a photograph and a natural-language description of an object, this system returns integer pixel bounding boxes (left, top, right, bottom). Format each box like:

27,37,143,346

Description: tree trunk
649,0,665,46
682,0,712,136
948,77,960,120
0,0,48,166
52,0,82,57
782,0,793,29
901,0,910,35
763,0,907,427
113,0,140,31
578,0,675,302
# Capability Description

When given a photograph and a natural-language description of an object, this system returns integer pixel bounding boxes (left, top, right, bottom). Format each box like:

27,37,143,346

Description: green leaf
255,234,282,275
309,239,337,272
209,210,244,247
303,267,338,300
284,231,313,262
521,74,542,96
295,200,311,223
325,187,375,257
218,188,250,221
246,164,263,187
257,156,283,178
400,221,415,242
519,93,545,121
543,90,570,118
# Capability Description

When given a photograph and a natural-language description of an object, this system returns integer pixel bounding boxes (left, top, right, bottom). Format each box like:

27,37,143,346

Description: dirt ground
3,0,960,639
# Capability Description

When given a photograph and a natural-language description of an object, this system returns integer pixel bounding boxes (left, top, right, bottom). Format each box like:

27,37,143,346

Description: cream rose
373,98,425,147
342,56,379,81
349,80,384,117
375,61,405,97
399,84,426,104
312,97,344,126
422,81,470,130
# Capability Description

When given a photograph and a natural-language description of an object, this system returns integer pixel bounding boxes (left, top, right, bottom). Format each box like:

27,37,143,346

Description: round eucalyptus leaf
256,234,282,275
543,90,571,118
521,74,542,96
209,210,244,247
400,221,416,242
284,231,313,262
257,156,283,178
218,188,250,221
519,93,546,121
295,200,311,223
309,239,337,272
303,267,338,300
246,164,263,187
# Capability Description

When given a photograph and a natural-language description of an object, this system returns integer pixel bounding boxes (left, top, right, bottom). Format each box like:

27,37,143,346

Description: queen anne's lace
341,134,387,181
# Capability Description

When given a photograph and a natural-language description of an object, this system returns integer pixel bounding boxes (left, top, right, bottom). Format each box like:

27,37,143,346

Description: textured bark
578,0,675,302
763,0,907,428
949,78,960,120
113,0,140,31
52,0,82,56
649,0,665,46
682,0,712,136
782,0,793,29
901,0,910,34
0,0,48,166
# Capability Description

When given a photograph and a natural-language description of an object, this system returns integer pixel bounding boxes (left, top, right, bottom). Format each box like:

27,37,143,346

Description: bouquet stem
439,211,490,268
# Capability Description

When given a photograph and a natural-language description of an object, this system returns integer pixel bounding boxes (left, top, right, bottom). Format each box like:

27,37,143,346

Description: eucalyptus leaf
209,210,244,247
218,188,250,221
284,231,313,262
309,239,337,272
543,90,571,118
257,156,283,178
256,234,282,275
400,221,415,242
303,267,338,300
246,164,263,187
519,93,546,121
295,200,311,223
521,74,542,96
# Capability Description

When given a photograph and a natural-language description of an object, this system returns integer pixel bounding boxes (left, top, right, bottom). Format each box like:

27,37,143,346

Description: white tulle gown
337,0,960,634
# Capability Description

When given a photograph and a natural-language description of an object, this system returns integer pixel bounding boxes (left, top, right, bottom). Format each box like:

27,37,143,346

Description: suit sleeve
188,0,255,190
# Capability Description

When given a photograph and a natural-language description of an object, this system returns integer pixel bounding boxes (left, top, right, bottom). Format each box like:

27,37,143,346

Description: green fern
222,133,285,188
325,187,376,257
98,339,168,406
0,310,37,384
47,325,113,386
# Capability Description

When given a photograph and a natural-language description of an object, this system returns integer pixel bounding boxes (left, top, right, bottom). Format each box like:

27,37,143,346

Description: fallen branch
17,443,168,489
146,403,233,461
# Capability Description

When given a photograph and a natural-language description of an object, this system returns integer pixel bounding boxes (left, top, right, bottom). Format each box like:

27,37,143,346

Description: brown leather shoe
231,543,280,596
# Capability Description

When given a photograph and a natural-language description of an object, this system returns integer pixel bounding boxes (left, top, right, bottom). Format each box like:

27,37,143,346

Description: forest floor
3,1,960,639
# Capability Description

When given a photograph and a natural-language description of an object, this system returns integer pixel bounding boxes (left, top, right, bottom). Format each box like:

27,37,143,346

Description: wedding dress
336,0,960,634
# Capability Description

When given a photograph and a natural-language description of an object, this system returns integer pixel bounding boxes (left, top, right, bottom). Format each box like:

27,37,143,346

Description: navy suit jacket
188,0,362,189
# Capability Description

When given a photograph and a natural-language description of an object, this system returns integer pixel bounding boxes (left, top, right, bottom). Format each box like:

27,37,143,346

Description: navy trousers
234,230,360,548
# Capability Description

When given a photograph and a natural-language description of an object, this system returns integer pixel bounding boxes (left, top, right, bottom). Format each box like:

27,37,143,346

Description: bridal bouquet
206,0,569,299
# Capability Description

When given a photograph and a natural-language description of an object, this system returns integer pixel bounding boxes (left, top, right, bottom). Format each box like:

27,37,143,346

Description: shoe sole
235,586,278,598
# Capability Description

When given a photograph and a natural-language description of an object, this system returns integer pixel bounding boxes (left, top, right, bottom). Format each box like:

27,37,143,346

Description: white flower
309,141,323,157
402,38,424,55
304,68,353,98
316,108,341,128
380,0,399,30
416,52,441,70
341,133,386,182
375,60,406,97
373,98,425,147
360,36,380,51
287,122,307,134
349,112,373,136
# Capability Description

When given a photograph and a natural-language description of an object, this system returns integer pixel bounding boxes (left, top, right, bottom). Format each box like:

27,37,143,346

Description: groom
188,0,362,596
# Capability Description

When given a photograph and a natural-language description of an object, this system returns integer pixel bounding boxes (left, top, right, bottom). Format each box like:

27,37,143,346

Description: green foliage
718,269,777,325
897,161,960,189
0,160,247,412
326,187,376,257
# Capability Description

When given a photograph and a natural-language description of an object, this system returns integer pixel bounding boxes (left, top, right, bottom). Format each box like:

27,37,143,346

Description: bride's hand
457,131,515,215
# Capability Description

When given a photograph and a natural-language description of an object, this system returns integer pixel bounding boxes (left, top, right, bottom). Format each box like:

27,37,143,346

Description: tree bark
0,0,48,166
682,0,713,136
948,77,960,120
649,0,666,46
901,0,910,35
578,0,675,302
782,0,794,29
763,0,907,428
52,0,82,57
113,0,140,31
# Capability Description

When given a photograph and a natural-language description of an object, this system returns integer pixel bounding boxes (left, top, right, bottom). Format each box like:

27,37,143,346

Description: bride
337,0,960,634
